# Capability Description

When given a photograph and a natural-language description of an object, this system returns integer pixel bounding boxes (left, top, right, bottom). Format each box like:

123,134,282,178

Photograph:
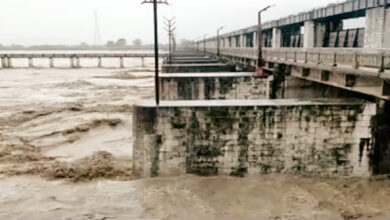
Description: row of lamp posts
143,0,275,105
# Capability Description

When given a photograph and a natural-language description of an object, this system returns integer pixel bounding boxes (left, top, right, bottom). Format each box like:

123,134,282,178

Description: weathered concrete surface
159,73,272,100
171,56,215,61
162,63,236,73
303,21,326,48
133,99,376,178
273,76,375,100
272,28,282,48
167,59,221,64
365,7,390,49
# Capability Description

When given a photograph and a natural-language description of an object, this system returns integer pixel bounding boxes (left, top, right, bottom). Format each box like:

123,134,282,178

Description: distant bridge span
0,53,167,68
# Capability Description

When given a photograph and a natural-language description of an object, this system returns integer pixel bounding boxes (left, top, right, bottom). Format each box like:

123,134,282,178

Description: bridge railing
219,48,257,60
215,47,390,72
263,48,390,71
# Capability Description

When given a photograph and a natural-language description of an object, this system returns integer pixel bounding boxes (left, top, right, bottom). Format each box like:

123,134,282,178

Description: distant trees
104,38,145,48
80,42,89,47
116,38,127,47
106,41,115,47
132,39,142,47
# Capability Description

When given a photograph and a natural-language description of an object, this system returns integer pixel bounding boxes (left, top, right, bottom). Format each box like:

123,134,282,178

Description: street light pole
203,34,208,55
142,0,168,105
217,26,224,57
196,37,201,53
256,4,275,77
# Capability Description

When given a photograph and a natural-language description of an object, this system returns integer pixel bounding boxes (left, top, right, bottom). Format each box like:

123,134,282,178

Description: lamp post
203,34,208,55
256,4,275,77
196,37,201,53
217,26,224,57
142,0,168,105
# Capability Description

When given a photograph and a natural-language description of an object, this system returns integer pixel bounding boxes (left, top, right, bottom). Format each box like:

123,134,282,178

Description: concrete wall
133,100,376,178
274,76,375,100
365,7,390,49
159,73,272,100
272,28,282,48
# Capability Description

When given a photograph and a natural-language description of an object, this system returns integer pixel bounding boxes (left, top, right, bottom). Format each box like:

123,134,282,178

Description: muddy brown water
1,66,390,220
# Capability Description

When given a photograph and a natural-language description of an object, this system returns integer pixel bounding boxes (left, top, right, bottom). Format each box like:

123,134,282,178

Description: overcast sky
0,0,347,46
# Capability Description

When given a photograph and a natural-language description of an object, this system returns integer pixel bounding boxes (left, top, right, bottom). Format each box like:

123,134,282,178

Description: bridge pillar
253,32,257,47
1,58,5,68
28,57,34,68
141,57,145,67
98,57,102,68
364,6,390,49
272,28,282,48
70,57,75,68
241,34,245,48
76,57,80,68
303,21,327,48
120,57,124,68
7,57,12,68
49,57,54,68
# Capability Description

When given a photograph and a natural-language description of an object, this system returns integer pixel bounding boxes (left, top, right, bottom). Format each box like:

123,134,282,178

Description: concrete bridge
133,0,390,178
196,0,390,100
0,53,165,68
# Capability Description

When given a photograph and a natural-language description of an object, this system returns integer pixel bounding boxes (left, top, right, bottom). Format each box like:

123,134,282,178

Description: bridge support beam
76,57,80,68
1,58,6,68
98,57,102,68
7,57,12,68
272,28,282,48
28,57,34,68
304,21,327,48
49,57,54,68
70,58,75,68
120,57,124,68
364,6,390,49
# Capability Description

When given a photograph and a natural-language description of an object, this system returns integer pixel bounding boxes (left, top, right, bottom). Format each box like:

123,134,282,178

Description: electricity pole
164,17,176,64
142,0,168,105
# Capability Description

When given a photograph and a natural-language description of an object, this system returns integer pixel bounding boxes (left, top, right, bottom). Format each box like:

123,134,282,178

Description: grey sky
0,0,348,46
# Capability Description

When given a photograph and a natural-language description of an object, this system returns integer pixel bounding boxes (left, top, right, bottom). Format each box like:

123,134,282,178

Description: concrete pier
159,72,272,100
76,57,80,68
49,57,54,68
1,57,6,68
162,63,236,73
7,57,12,68
98,57,102,68
120,57,124,68
70,57,75,68
169,58,221,64
28,57,34,68
133,99,376,177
